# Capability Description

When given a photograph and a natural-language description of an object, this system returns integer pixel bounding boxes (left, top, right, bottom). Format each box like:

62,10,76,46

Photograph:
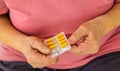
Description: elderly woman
0,0,120,71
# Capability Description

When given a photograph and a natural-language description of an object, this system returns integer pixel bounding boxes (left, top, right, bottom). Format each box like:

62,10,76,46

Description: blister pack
44,32,71,57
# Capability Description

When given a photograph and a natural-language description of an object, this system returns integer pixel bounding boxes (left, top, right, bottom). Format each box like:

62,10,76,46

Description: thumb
68,26,88,45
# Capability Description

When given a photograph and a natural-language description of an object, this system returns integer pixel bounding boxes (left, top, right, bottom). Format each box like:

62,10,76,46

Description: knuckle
27,59,32,64
68,38,74,44
73,33,80,40
69,34,79,43
28,62,37,68
32,65,37,68
27,56,48,68
30,62,46,68
32,65,43,68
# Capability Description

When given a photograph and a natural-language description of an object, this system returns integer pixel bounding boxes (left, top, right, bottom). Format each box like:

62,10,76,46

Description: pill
46,38,54,43
57,36,65,42
49,44,56,49
60,42,68,48
47,41,55,46
58,40,67,45
56,33,63,38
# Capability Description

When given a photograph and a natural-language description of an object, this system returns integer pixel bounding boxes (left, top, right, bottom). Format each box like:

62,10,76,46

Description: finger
84,34,100,54
70,42,90,56
46,56,58,65
69,45,78,53
68,26,88,45
29,49,58,65
31,56,58,68
77,36,99,55
70,35,99,56
32,38,51,54
28,49,57,68
27,49,48,67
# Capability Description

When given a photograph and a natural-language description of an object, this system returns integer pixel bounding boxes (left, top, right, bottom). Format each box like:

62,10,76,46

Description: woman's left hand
68,3,120,56
68,16,107,56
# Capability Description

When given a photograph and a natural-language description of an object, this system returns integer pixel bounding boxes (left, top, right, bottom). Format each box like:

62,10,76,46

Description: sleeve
116,0,120,3
0,0,8,15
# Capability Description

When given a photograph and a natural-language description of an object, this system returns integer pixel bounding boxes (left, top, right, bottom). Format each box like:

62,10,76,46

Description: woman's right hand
15,36,58,68
0,15,58,68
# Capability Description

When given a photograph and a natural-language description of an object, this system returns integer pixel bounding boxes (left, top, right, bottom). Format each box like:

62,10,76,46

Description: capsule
58,40,67,45
46,38,54,43
60,42,68,48
49,44,56,49
47,41,55,46
57,36,65,42
56,33,63,38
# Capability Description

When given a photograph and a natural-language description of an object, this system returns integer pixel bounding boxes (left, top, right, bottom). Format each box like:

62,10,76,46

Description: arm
85,3,120,40
100,3,120,36
68,3,120,56
0,14,58,68
0,14,27,51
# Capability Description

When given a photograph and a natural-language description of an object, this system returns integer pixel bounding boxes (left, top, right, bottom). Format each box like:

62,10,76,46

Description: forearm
0,15,27,50
103,3,120,34
91,3,120,37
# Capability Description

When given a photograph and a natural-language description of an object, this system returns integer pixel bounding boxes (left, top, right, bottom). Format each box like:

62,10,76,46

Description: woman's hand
16,36,58,68
68,3,120,56
68,16,107,56
0,15,58,68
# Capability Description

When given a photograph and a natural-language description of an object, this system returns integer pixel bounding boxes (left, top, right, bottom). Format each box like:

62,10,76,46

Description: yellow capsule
56,33,63,38
60,42,68,48
57,36,65,42
58,40,67,45
49,44,56,49
46,38,54,43
47,41,55,46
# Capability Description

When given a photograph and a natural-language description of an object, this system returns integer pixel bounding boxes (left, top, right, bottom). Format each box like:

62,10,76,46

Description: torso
4,0,114,36
2,0,119,69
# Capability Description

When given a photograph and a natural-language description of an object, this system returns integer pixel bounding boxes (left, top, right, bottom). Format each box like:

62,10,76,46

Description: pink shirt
0,0,120,69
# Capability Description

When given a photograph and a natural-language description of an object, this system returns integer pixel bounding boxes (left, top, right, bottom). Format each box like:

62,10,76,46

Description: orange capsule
56,33,63,38
60,42,68,48
47,41,55,46
46,38,54,43
48,44,56,49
